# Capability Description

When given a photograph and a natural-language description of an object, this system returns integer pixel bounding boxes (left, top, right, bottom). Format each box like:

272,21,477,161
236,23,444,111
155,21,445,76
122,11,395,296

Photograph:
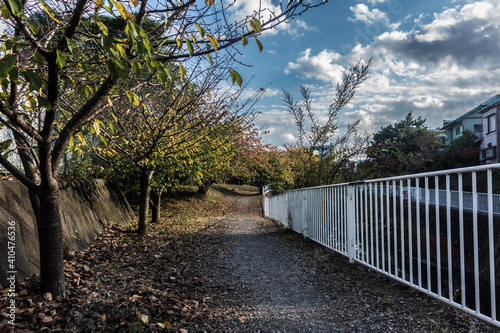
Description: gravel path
193,189,497,332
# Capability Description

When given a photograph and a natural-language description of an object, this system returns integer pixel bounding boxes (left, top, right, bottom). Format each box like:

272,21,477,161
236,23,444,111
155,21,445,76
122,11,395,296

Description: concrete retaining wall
0,179,135,287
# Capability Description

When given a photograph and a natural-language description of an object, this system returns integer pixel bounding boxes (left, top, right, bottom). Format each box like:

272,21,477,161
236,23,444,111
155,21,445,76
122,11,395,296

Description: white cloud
285,49,345,83
281,132,296,142
349,4,389,25
282,0,500,137
262,87,280,97
254,108,299,145
223,0,316,36
365,0,387,4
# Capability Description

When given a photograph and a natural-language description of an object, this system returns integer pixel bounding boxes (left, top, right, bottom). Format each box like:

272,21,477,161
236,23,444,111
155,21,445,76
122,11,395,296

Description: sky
225,0,500,147
1,0,499,148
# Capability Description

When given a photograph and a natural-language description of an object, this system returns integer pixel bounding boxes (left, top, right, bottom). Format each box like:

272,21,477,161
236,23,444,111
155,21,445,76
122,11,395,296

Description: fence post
347,185,355,263
262,186,267,217
285,191,290,228
302,190,308,237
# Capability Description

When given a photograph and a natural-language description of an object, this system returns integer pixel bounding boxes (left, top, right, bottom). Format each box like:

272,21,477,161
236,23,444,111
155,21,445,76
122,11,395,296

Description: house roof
441,94,500,130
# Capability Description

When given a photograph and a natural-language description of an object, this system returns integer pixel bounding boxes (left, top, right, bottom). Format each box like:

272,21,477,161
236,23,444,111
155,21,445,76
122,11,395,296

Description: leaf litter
0,185,239,332
1,184,498,332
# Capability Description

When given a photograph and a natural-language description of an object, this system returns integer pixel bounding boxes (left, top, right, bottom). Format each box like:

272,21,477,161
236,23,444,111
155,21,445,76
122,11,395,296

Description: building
479,97,500,164
441,94,500,165
441,95,500,146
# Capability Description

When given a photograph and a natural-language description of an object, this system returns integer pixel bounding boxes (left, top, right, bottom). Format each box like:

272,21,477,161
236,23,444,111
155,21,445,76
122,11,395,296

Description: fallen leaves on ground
0,185,243,332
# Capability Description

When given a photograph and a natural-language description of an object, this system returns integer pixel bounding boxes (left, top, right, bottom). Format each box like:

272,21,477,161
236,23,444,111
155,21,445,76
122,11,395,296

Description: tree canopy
0,0,328,297
366,111,440,177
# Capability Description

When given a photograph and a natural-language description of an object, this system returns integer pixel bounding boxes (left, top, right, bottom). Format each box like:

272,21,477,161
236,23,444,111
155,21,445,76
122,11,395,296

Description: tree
228,124,293,193
0,0,328,296
434,129,480,170
366,111,440,177
282,59,371,187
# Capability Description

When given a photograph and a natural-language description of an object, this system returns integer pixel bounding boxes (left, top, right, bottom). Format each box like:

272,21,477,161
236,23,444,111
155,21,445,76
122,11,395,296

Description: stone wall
0,179,135,287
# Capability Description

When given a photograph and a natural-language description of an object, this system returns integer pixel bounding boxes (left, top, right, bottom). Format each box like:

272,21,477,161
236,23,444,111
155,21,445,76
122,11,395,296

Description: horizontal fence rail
263,163,500,327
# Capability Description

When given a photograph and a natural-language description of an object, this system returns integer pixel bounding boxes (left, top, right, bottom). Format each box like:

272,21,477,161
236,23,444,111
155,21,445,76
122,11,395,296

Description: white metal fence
263,163,500,327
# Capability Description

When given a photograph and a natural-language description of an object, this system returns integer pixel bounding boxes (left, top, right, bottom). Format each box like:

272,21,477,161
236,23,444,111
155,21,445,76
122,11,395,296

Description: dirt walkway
192,189,496,332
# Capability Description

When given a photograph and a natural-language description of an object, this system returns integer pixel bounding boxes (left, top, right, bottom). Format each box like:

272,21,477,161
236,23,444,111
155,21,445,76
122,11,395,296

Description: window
487,114,496,133
485,147,497,160
456,127,461,135
474,124,483,132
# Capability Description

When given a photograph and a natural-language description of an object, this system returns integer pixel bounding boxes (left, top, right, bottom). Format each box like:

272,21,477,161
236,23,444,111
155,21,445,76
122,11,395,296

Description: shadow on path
192,192,495,332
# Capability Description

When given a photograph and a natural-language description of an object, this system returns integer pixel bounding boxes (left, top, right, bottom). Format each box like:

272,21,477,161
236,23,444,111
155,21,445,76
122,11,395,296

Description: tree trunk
150,187,163,224
37,181,66,297
196,180,213,198
138,168,154,235
14,135,65,297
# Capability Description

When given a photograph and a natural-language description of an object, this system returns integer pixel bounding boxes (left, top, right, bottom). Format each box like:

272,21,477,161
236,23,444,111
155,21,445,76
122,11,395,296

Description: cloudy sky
229,0,500,146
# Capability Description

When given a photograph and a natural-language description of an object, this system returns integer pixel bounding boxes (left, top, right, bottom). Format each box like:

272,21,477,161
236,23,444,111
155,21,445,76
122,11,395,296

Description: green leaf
23,69,43,90
230,69,243,87
0,139,12,151
126,90,140,106
113,0,135,21
255,38,263,53
125,21,139,42
56,50,68,68
100,135,108,146
78,62,88,73
101,35,112,54
8,66,18,81
92,120,101,135
152,61,172,83
76,133,86,145
39,0,59,23
207,53,213,66
115,60,129,79
179,62,186,79
1,5,12,18
65,37,77,55
195,23,205,38
250,17,262,33
96,17,109,36
176,38,182,49
85,85,92,98
0,55,16,79
37,96,52,110
107,59,117,78
185,37,194,56
34,51,44,68
241,36,248,46
132,62,141,76
27,19,39,34
5,0,23,16
206,35,218,51
95,0,104,12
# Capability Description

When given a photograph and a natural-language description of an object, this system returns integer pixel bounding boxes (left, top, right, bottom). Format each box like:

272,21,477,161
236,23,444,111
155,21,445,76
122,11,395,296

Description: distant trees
434,130,480,170
0,0,327,297
227,124,293,193
365,112,440,178
282,60,371,188
365,112,481,179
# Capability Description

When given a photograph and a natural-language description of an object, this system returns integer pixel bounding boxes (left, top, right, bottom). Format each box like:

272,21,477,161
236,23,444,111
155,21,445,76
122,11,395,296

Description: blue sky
225,0,500,147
